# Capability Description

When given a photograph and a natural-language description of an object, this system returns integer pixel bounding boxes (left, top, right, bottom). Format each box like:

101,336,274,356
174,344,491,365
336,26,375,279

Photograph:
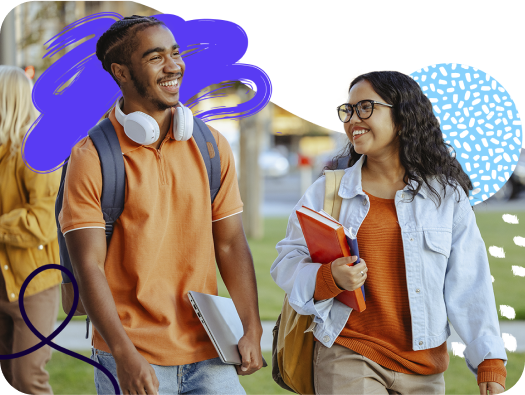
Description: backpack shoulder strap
88,118,126,239
55,118,125,282
55,159,72,282
323,169,345,221
192,117,222,203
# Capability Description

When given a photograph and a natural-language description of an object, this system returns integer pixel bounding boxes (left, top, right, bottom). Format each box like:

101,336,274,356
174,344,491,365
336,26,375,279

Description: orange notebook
296,206,366,312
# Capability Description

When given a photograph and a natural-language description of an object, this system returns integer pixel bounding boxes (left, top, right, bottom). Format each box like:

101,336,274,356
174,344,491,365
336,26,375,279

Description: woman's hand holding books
331,256,367,292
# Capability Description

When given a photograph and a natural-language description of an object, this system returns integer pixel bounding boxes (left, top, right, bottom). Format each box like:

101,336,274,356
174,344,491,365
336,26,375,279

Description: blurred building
272,105,347,175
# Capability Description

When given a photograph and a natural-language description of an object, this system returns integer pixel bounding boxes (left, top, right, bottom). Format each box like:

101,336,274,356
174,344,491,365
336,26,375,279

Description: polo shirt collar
337,155,427,199
108,107,175,154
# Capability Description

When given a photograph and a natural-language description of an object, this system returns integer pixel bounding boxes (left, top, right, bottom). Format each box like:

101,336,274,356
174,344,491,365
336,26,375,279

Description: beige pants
314,342,445,395
0,285,59,395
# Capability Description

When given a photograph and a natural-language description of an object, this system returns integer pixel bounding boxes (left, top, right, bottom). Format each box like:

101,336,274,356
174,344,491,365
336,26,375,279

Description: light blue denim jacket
270,155,507,375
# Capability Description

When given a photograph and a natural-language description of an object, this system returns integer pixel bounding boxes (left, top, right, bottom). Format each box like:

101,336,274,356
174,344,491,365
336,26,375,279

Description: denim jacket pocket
423,230,452,259
421,230,451,337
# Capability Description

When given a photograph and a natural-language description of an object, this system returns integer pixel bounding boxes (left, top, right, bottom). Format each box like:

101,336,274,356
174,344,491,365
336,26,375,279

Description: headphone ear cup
116,98,160,145
124,111,160,145
174,105,194,141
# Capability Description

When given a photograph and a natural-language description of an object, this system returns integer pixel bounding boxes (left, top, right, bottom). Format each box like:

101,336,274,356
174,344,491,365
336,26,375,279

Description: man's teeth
353,129,369,136
159,79,179,87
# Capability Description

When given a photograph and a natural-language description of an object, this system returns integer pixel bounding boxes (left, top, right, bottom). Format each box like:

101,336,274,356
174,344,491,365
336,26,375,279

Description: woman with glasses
0,66,62,394
271,71,506,394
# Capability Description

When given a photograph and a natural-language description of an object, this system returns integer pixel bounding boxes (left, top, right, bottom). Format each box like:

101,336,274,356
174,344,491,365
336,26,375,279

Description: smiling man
58,16,263,395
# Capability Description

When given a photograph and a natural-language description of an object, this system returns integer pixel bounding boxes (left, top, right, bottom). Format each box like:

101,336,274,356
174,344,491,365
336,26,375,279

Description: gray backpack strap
55,161,73,282
192,117,222,203
90,118,124,337
55,119,125,284
88,118,126,240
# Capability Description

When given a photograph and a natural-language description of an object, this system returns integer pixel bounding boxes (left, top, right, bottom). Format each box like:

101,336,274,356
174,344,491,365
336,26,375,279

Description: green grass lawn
475,210,525,320
216,217,289,321
46,350,525,394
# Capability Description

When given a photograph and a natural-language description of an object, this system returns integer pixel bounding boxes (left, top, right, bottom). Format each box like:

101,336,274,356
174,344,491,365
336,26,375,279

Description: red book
296,206,366,312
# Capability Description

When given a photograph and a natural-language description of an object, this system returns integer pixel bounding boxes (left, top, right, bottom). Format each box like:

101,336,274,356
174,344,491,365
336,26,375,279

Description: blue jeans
91,348,246,395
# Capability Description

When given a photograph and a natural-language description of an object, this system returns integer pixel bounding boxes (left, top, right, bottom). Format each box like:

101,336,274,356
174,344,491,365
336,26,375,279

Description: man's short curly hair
96,15,166,85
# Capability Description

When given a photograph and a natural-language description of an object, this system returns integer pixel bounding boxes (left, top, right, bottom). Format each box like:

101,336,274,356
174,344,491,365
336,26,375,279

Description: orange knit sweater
314,192,506,388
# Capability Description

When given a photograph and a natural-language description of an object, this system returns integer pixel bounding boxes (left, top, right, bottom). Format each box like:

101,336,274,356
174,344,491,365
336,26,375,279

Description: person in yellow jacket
0,65,62,394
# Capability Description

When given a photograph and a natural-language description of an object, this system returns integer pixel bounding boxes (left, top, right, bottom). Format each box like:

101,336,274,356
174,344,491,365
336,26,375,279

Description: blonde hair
0,66,38,157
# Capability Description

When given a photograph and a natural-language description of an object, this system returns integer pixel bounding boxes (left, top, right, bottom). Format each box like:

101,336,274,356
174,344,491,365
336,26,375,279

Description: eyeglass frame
337,100,393,123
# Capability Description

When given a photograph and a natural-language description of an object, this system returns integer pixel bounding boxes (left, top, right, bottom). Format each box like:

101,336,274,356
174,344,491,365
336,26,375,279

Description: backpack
54,116,221,333
271,169,345,394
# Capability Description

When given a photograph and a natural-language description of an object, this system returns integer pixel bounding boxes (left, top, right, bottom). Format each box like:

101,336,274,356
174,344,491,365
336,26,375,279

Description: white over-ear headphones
114,97,193,145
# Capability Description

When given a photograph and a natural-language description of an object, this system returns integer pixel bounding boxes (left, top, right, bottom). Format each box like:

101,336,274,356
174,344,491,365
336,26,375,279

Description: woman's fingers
331,258,368,291
332,255,358,267
350,261,367,272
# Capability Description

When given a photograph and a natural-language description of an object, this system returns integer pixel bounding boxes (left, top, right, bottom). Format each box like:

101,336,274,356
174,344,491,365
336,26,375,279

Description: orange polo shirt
314,192,506,388
59,108,243,366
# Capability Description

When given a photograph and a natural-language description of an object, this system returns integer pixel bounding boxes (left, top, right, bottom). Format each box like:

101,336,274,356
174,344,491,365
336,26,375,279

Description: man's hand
212,214,264,377
479,381,504,395
114,348,159,395
331,256,367,291
235,331,264,376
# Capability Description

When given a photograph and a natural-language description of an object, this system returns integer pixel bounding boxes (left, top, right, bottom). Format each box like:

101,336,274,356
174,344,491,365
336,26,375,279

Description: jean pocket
93,348,113,357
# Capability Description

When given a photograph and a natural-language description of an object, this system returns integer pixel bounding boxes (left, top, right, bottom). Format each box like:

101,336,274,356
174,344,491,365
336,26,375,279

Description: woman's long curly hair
329,71,472,206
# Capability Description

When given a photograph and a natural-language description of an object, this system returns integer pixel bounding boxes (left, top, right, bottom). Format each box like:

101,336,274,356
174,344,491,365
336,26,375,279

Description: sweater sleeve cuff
477,359,506,389
313,262,344,301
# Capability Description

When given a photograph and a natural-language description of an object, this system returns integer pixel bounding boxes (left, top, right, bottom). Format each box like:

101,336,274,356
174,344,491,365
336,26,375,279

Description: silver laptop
188,291,267,367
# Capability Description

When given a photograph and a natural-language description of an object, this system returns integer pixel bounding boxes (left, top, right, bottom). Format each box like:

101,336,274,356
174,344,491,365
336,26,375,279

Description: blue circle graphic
411,64,522,205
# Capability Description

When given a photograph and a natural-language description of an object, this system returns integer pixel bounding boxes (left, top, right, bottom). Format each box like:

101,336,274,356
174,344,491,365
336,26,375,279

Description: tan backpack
272,170,345,394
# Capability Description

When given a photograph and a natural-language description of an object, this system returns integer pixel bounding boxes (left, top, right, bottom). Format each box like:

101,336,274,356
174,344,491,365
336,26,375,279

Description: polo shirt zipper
156,150,167,185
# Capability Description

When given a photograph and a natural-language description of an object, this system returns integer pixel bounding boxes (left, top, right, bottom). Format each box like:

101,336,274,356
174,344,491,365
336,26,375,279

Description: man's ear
111,63,129,85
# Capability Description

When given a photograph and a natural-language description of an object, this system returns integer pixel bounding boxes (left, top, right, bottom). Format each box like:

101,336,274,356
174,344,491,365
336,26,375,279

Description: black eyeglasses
337,100,393,123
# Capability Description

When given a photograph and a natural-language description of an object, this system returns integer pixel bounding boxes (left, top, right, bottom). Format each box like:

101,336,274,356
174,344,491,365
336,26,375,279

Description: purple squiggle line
23,13,272,173
0,265,121,394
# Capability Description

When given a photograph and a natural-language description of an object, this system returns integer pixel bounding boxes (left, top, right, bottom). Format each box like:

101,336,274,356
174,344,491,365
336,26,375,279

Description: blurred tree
16,2,80,75
11,1,160,80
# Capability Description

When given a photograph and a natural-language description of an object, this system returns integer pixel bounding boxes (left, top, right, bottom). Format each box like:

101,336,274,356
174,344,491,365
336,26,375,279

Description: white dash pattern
411,64,522,206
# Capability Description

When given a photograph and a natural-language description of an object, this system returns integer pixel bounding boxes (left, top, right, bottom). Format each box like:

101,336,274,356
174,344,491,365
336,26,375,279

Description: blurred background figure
0,65,62,394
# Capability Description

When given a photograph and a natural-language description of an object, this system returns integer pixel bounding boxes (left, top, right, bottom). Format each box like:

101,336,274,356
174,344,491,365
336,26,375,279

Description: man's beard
129,66,173,112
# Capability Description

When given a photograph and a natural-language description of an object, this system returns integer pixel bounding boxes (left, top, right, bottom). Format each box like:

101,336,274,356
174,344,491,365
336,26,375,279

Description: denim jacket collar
338,155,428,200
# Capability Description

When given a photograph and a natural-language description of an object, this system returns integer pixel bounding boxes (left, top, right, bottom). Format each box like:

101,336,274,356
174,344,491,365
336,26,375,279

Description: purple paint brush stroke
24,13,272,173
